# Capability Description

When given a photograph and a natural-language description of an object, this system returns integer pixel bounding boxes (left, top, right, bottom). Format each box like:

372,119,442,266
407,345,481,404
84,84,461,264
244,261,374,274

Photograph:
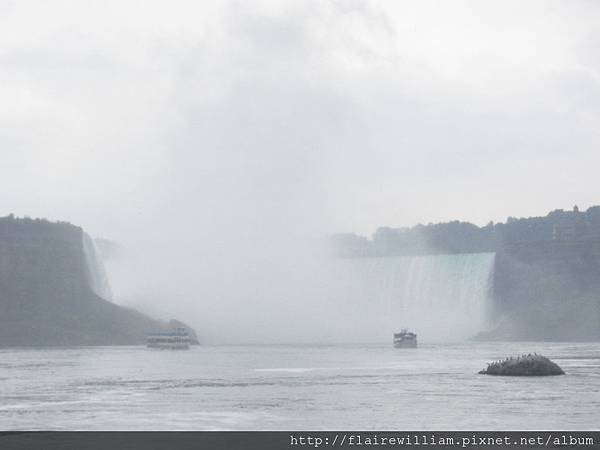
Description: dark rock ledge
479,354,565,376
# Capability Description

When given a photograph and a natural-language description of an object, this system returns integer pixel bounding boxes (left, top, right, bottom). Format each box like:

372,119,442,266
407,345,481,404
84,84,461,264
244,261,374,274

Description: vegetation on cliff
331,205,600,257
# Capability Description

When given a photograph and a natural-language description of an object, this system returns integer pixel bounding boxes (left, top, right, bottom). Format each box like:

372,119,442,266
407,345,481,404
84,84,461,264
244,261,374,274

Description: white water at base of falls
334,253,496,342
82,233,113,301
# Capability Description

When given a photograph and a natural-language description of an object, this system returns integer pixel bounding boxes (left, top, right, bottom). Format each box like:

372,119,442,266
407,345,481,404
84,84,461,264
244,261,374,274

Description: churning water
1,342,599,430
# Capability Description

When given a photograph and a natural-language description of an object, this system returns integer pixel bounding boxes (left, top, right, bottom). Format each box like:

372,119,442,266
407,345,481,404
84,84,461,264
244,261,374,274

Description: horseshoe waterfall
335,253,496,342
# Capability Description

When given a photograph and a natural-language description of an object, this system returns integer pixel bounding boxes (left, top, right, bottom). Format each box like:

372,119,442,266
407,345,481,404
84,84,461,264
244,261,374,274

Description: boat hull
394,339,417,348
147,342,190,350
147,327,191,350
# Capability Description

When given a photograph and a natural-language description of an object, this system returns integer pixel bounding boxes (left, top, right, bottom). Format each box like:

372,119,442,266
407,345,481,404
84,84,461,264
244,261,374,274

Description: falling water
82,232,113,301
336,253,495,342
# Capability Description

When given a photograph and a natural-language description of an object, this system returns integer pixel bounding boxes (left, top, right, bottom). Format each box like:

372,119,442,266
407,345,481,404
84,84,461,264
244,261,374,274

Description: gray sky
2,0,600,238
3,0,600,341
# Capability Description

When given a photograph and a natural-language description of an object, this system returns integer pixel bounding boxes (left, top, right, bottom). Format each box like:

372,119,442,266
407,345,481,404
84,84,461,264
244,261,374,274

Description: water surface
1,342,599,430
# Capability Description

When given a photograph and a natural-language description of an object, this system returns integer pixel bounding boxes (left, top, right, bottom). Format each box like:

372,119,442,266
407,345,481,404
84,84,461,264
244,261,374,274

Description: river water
1,342,599,430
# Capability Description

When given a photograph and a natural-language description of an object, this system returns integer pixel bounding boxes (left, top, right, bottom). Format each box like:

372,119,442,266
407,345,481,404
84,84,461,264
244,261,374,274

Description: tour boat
393,329,417,348
147,327,190,350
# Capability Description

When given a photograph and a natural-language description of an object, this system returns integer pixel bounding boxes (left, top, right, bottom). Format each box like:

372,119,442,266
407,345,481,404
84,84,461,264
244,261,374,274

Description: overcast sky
4,1,600,340
2,0,600,240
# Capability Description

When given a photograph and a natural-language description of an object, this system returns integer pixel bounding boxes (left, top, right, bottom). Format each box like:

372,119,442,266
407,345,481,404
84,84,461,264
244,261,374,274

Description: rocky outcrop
479,354,565,376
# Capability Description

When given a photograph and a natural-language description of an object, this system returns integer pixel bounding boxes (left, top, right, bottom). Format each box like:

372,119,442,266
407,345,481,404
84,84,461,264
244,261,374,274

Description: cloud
1,0,600,340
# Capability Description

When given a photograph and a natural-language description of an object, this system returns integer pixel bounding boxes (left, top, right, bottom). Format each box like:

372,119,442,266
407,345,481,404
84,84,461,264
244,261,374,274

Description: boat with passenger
147,327,190,350
393,329,417,348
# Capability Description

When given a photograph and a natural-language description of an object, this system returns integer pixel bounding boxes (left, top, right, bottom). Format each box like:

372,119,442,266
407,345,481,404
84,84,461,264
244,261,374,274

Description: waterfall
336,253,495,342
82,232,113,301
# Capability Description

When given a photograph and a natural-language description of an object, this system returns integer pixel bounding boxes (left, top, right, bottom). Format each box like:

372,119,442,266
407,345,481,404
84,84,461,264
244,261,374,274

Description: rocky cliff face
485,239,600,341
0,215,196,346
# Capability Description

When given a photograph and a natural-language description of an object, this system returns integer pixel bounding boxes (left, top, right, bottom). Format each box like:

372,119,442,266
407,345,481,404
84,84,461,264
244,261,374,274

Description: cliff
484,238,600,341
0,215,196,346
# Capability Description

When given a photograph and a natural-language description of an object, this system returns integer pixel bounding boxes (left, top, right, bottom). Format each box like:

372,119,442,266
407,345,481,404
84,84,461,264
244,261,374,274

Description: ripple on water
1,343,600,430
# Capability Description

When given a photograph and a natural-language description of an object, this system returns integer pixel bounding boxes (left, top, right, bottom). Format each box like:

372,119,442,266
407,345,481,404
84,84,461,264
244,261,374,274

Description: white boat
147,327,190,350
393,329,417,348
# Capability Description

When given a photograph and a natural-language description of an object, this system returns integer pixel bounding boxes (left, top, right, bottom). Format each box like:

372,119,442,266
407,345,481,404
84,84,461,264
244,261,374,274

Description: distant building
552,207,600,241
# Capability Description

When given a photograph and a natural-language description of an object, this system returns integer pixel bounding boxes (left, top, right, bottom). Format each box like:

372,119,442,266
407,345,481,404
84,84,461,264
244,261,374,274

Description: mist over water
2,1,598,350
103,244,495,344
331,253,496,343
